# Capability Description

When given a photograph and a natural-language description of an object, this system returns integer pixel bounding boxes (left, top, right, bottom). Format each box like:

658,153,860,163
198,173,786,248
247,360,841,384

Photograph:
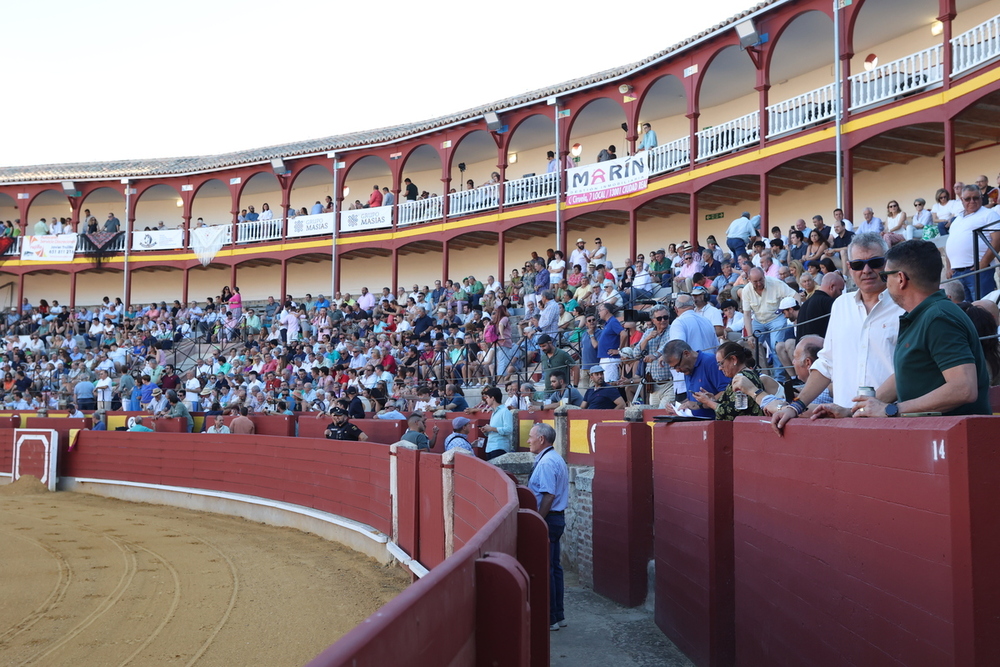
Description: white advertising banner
340,206,393,233
20,234,77,262
287,212,335,238
566,152,649,205
132,229,185,251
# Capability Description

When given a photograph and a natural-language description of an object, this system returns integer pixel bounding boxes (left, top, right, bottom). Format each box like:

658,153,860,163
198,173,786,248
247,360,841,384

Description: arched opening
134,184,183,232
237,172,283,243
449,130,500,218
567,98,627,167
78,187,126,232
399,144,443,226
233,257,283,303
23,270,72,310
637,75,688,150
289,164,332,217
342,156,391,212
851,122,946,219
696,45,758,160
190,179,231,230
0,193,17,229
507,114,556,179
25,189,71,233
130,266,184,306
765,11,836,137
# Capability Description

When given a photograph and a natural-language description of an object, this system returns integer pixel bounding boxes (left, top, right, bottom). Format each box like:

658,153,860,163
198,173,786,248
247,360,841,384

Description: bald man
796,271,844,340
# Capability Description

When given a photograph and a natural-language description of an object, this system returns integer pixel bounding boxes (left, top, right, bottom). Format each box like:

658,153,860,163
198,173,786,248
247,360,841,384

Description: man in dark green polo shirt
849,239,990,417
649,249,672,288
538,334,576,391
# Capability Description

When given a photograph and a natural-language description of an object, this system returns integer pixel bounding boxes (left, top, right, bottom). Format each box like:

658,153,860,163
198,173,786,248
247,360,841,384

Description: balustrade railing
2,237,21,256
952,13,1000,76
447,183,499,218
237,218,283,244
504,172,559,207
646,136,691,175
767,83,838,137
398,196,443,227
696,111,760,161
849,45,943,110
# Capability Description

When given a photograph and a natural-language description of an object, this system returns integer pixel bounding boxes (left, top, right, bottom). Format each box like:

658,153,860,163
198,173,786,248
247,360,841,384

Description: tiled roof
0,1,772,185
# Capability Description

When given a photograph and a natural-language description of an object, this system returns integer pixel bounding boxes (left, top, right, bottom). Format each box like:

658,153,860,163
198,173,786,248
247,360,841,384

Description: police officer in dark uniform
324,406,369,441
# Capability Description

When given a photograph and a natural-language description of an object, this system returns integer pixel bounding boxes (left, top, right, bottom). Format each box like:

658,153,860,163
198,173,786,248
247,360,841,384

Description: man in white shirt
183,370,202,411
773,233,904,432
569,239,591,274
95,370,114,411
591,238,613,276
691,287,724,340
855,207,884,235
945,183,1000,301
742,268,799,382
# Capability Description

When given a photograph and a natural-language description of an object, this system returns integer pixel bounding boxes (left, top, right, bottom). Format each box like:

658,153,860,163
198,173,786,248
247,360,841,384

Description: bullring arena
6,0,1000,665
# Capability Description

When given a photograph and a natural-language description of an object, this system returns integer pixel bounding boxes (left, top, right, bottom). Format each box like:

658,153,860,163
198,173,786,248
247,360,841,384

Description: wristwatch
754,388,766,398
884,402,899,417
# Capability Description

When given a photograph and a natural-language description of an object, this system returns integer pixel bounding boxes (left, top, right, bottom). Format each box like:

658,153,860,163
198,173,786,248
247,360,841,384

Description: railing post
441,450,455,558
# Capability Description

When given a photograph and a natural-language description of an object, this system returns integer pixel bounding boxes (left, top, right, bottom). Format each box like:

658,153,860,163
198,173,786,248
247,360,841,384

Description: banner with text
132,229,185,251
566,152,649,205
287,212,335,238
20,234,77,262
340,206,393,233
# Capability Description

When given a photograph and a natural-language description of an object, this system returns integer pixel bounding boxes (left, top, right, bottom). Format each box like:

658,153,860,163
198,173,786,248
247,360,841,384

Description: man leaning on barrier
773,233,903,434
826,239,991,419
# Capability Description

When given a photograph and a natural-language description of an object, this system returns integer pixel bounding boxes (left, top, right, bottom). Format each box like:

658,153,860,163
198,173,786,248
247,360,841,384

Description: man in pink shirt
368,185,383,208
672,248,703,293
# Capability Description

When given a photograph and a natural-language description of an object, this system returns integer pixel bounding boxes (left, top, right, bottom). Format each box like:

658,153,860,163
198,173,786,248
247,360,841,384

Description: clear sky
3,0,753,168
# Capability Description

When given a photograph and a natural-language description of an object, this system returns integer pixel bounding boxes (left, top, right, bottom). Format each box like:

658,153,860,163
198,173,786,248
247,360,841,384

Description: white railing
237,218,283,244
952,13,1000,76
398,196,443,227
767,83,838,137
504,172,559,207
696,110,760,161
646,136,691,175
849,45,943,110
447,183,499,218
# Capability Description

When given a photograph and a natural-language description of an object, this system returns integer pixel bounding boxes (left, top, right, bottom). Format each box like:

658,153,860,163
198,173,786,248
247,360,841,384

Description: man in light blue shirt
480,387,513,460
310,201,324,214
377,400,407,420
637,123,658,152
527,422,569,630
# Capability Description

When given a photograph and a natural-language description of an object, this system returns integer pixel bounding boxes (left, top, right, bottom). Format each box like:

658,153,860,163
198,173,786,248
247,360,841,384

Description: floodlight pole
331,153,339,297
122,179,132,306
553,99,564,257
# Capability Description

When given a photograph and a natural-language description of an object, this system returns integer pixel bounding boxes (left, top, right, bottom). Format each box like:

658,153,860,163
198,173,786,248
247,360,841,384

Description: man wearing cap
444,417,476,455
344,386,366,419
148,387,168,413
480,387,514,460
569,239,591,275
692,287,724,340
324,406,368,441
402,413,438,451
581,365,626,409
773,296,801,373
538,334,575,391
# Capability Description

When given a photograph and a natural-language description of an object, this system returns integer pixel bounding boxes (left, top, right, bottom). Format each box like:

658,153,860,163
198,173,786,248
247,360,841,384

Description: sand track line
0,528,73,644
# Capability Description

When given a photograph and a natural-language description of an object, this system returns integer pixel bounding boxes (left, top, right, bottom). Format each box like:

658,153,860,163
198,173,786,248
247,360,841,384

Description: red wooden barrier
425,417,487,454
395,447,420,559
299,417,406,444
206,414,295,437
733,417,1000,667
0,429,12,474
418,453,445,568
593,421,654,608
653,420,735,667
151,417,187,432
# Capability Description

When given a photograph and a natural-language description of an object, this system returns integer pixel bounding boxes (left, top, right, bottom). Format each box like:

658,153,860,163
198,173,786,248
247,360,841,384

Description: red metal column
944,117,956,192
442,240,449,285
182,267,189,304
843,148,854,221
230,264,237,290
280,176,291,240
69,271,77,309
756,84,770,147
760,172,770,232
689,191,699,247
687,112,700,166
230,182,239,247
280,259,288,300
391,247,399,293
939,0,957,89
497,231,505,285
629,208,638,263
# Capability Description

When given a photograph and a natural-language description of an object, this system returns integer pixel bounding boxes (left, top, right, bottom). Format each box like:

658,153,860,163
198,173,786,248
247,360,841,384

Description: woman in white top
259,203,273,220
911,197,933,239
931,188,962,235
548,250,566,284
883,200,907,243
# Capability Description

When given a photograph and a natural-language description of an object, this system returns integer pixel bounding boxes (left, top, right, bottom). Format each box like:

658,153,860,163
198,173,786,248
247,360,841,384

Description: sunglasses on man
848,257,885,272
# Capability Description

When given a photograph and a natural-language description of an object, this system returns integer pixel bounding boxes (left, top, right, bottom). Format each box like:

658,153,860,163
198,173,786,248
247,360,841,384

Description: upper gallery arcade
2,0,1000,306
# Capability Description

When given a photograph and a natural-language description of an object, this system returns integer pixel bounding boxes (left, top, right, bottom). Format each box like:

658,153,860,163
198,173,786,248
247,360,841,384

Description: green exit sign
705,212,725,220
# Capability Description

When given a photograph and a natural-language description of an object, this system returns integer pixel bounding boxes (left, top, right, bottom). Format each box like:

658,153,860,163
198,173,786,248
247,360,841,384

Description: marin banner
287,212,335,238
20,234,77,262
340,206,393,233
566,152,649,205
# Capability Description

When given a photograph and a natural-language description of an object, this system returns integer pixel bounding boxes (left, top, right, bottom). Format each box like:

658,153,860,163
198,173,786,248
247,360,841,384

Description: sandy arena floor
0,477,410,667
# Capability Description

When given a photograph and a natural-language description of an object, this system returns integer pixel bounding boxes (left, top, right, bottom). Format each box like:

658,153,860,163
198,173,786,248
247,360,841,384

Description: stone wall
564,466,594,588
